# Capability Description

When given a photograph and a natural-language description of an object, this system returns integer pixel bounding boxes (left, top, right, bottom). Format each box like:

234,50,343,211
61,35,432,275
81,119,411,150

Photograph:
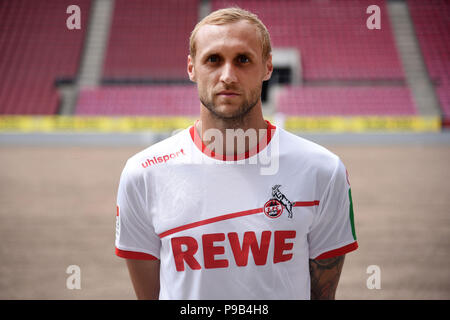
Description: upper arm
309,255,345,300
126,259,160,300
307,158,356,300
115,162,161,259
308,158,357,260
115,161,162,299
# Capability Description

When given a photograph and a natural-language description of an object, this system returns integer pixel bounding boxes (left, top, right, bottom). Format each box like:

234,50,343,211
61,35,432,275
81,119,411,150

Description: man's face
188,20,273,120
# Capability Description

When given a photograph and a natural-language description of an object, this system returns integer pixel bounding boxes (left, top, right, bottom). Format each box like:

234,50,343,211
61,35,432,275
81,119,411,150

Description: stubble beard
199,84,262,127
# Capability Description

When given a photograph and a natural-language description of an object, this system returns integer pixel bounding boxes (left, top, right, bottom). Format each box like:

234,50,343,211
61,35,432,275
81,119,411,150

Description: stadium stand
408,0,450,123
277,86,417,116
0,0,91,114
76,85,199,116
212,0,405,81
209,0,418,117
74,0,201,117
102,0,199,82
436,83,450,125
1,0,446,130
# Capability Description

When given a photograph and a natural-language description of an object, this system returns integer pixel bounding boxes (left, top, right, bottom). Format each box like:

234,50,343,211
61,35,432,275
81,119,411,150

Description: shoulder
278,128,342,179
121,127,190,178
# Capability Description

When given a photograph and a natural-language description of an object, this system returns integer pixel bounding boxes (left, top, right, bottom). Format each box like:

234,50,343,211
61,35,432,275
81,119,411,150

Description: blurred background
0,0,449,299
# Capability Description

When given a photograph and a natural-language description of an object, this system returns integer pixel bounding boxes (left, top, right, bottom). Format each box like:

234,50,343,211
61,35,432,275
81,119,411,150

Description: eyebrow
235,51,256,58
201,50,257,60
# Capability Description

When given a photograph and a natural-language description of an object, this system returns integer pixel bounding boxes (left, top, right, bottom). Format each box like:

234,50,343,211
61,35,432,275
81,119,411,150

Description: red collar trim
189,120,276,161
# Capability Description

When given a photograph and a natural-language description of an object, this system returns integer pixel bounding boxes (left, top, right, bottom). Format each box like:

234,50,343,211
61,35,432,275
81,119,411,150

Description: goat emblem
270,185,294,219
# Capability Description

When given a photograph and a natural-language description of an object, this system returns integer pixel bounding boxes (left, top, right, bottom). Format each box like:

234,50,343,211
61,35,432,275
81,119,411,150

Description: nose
219,62,237,85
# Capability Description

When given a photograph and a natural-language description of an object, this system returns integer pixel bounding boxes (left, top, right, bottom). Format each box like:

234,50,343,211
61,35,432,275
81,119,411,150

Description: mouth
216,91,240,97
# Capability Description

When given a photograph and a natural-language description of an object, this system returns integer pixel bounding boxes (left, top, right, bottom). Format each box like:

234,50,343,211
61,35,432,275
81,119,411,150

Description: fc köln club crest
264,185,294,219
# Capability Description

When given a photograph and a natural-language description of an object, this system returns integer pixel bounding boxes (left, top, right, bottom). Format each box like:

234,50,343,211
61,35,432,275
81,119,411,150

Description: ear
262,54,273,81
187,55,196,82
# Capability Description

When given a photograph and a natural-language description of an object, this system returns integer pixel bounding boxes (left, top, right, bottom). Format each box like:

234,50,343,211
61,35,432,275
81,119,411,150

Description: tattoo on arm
309,255,345,300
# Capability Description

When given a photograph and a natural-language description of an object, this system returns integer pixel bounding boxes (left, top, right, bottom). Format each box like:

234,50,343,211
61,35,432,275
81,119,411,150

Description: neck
196,101,268,156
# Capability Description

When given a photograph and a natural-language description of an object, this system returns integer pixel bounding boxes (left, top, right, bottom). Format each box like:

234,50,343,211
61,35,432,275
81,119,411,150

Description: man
115,7,358,300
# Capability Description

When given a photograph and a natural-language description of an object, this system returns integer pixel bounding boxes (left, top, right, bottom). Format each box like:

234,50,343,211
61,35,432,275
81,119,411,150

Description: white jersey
115,121,357,299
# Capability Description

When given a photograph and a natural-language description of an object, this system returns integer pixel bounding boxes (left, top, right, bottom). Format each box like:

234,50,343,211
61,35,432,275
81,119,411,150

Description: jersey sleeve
115,160,160,260
308,158,358,260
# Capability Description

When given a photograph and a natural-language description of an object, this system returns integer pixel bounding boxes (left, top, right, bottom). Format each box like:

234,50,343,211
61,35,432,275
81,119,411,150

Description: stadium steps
387,0,441,116
59,0,116,115
77,0,115,87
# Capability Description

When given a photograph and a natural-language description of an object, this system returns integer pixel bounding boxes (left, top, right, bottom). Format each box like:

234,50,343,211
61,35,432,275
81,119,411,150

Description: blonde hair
189,7,272,61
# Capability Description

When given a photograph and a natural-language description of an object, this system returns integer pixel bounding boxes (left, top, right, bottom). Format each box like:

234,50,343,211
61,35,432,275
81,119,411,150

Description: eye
237,55,250,64
207,55,219,63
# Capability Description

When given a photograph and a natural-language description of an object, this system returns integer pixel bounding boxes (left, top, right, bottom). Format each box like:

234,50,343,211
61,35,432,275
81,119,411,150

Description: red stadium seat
0,0,91,114
103,0,199,81
408,0,450,121
76,86,199,116
212,0,405,81
436,80,450,122
276,86,417,116
408,0,450,83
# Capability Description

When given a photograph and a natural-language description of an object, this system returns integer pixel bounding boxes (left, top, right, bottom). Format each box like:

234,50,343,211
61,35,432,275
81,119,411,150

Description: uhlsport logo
264,185,294,219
